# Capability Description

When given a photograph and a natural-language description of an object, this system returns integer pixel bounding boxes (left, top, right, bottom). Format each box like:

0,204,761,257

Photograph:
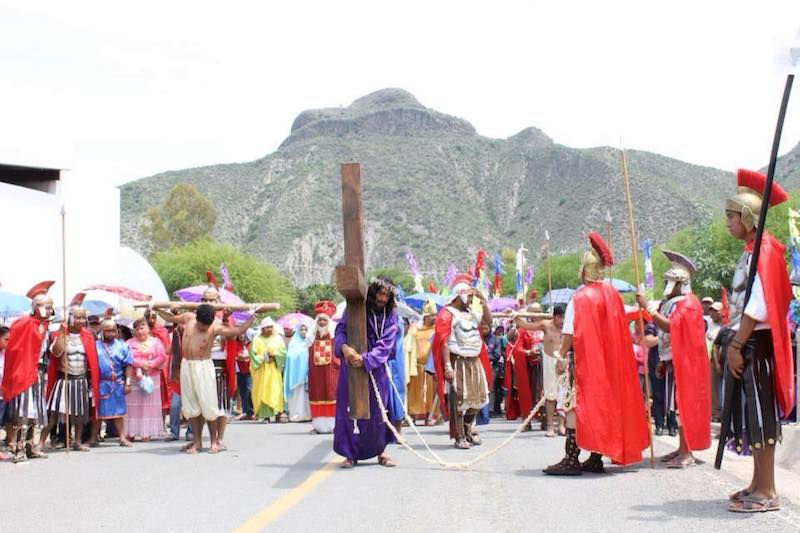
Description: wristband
730,338,744,349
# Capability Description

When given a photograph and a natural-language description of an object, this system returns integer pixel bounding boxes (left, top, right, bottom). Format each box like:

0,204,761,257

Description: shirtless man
515,304,565,437
155,303,256,453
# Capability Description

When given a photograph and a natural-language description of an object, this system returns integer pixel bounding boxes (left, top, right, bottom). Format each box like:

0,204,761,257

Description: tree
142,183,217,252
296,283,339,315
150,239,296,313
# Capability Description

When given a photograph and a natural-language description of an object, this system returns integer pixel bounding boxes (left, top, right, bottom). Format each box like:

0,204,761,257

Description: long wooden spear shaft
545,233,553,308
61,206,70,454
621,148,655,467
715,73,794,470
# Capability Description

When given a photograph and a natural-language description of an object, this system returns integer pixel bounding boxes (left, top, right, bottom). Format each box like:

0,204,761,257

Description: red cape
45,328,101,416
1,315,48,401
669,294,711,451
431,306,492,421
746,232,795,415
222,315,239,399
504,329,533,420
573,282,650,465
150,323,172,409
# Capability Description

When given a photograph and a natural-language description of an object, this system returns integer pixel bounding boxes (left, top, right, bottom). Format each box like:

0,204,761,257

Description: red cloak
45,328,101,416
431,306,492,421
504,329,533,420
224,337,241,399
668,294,711,451
1,315,48,401
746,232,795,415
572,282,649,465
150,323,172,409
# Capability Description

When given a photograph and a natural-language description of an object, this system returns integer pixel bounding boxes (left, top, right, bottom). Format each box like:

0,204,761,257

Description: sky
1,0,799,187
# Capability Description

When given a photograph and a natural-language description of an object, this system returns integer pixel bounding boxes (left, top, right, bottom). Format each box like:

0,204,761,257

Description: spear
605,209,614,277
715,71,795,470
61,205,70,453
620,148,655,467
545,231,553,309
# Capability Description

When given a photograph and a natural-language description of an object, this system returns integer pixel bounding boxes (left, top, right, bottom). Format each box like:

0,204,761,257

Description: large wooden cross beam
335,163,371,420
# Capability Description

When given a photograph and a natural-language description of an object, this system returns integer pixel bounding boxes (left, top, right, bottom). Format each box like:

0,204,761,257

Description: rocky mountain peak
282,88,476,148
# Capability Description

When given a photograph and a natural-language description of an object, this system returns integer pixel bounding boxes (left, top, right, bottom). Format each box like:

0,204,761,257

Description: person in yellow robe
406,300,437,423
250,317,286,421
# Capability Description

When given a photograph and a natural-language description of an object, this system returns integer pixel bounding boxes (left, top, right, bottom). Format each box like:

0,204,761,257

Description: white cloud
1,0,799,186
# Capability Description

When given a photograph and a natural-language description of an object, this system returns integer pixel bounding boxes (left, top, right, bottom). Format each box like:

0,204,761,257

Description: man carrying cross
333,276,398,468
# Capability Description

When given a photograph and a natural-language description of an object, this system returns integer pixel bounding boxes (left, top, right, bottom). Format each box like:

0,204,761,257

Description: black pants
490,363,505,415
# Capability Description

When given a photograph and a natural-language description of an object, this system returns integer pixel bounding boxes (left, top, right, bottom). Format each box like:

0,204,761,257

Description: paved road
3,419,799,532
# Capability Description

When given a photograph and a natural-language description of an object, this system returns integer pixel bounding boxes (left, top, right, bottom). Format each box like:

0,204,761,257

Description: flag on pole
515,244,528,302
641,238,654,301
493,252,504,298
405,251,424,294
219,263,233,292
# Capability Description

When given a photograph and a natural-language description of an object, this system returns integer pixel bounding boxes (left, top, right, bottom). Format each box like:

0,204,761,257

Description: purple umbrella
174,285,251,320
489,297,519,313
277,312,314,332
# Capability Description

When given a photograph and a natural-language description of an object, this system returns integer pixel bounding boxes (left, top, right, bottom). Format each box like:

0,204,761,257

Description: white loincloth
180,358,220,421
542,351,558,401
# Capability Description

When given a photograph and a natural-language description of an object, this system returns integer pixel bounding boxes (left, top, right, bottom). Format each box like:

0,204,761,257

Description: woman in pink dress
125,318,167,440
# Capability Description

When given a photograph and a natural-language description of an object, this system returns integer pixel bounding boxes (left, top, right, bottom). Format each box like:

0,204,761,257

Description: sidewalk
652,422,800,505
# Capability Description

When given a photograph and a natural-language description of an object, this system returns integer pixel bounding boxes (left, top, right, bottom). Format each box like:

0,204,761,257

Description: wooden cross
335,163,371,420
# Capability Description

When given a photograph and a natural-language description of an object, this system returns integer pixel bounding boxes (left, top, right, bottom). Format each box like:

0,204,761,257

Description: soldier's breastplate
729,252,749,327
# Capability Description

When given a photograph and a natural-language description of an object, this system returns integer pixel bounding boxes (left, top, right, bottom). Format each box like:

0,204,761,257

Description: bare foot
73,444,91,452
119,440,133,447
182,442,199,454
218,441,228,451
0,451,11,461
546,429,556,438
208,443,221,454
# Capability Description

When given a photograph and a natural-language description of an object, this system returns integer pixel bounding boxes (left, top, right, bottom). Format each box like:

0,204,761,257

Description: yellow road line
232,460,338,533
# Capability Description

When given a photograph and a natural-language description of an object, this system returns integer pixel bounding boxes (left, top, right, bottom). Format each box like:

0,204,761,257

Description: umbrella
277,312,314,332
175,285,250,321
489,297,519,313
73,288,142,321
404,292,448,313
541,288,576,306
0,290,31,320
575,278,638,293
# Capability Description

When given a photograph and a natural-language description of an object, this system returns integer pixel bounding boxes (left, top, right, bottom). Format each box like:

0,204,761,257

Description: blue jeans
237,373,253,416
169,393,191,438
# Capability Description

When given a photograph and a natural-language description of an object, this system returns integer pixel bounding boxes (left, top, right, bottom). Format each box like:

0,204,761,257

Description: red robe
572,282,649,465
224,336,242,399
150,323,172,409
307,336,340,417
45,328,101,417
504,329,534,420
747,232,795,415
1,315,48,401
431,306,492,421
668,294,711,451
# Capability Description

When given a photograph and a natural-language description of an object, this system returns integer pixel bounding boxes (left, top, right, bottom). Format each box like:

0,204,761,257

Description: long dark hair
366,275,397,316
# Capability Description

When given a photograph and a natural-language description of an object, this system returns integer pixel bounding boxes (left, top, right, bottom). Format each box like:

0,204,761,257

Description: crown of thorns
369,277,397,295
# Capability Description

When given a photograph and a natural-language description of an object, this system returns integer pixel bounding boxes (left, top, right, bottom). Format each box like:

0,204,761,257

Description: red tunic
431,306,492,421
1,315,48,401
669,294,711,451
504,329,534,420
747,232,795,415
45,328,101,417
150,323,172,409
572,282,649,465
307,336,339,417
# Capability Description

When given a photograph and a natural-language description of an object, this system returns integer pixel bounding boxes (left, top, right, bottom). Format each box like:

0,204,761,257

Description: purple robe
333,309,398,461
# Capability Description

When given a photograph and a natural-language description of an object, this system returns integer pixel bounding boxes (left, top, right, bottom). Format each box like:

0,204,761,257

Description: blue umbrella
576,278,638,294
404,292,448,312
0,290,31,319
541,288,576,306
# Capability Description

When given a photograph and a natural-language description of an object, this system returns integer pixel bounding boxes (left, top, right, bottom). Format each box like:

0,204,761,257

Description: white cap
260,317,275,329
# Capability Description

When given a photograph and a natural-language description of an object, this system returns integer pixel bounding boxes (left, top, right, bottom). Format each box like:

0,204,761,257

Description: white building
0,162,166,309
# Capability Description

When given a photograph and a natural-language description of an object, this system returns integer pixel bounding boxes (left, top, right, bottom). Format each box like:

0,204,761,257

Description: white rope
370,363,571,470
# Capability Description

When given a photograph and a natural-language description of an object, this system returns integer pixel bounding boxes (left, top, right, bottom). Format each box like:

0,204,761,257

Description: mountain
121,88,744,287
